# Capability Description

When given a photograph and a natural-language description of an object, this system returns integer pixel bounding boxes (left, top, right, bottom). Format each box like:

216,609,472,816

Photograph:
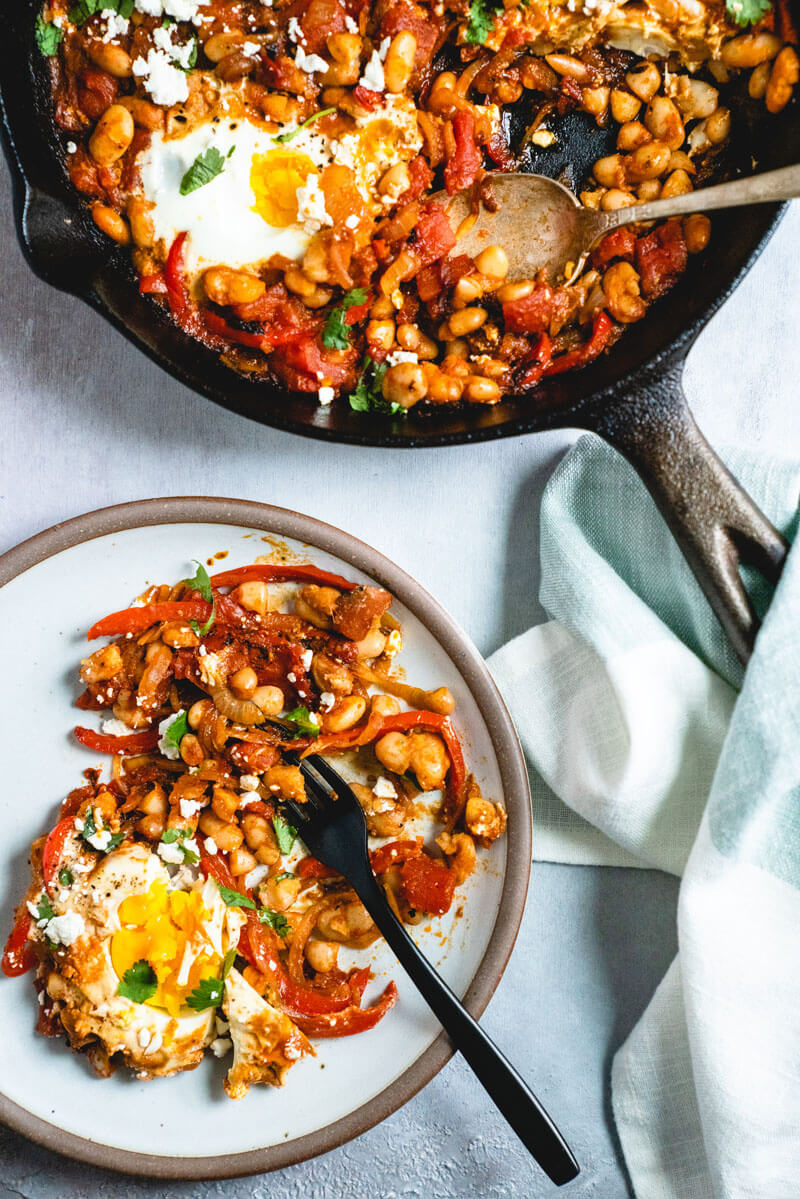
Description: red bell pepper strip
74,726,159,755
139,271,167,296
42,817,76,896
210,563,357,591
203,309,271,352
295,856,340,880
293,981,398,1038
517,333,553,389
370,838,424,875
2,910,36,977
165,231,191,319
543,312,613,377
88,600,211,639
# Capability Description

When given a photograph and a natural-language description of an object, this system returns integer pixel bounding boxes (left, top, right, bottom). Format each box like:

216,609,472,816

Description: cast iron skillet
2,1,797,662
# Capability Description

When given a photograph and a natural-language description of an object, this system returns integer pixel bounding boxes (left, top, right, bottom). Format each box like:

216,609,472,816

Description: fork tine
301,753,354,802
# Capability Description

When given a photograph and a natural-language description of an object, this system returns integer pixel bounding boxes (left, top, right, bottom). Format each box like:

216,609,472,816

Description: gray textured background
2,152,799,1197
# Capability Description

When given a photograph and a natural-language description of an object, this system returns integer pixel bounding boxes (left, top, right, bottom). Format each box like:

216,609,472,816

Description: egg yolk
111,882,219,1018
250,150,318,227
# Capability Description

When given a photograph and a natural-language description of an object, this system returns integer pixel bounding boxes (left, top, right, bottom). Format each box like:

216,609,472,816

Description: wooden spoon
433,164,800,283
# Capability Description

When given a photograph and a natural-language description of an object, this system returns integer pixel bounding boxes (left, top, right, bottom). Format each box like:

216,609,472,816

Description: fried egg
139,98,422,278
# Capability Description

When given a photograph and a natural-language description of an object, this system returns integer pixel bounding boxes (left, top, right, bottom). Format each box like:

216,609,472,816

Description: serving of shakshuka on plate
2,557,506,1097
34,0,797,410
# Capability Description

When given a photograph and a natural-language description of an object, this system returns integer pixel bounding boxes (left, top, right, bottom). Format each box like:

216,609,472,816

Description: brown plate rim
0,496,532,1180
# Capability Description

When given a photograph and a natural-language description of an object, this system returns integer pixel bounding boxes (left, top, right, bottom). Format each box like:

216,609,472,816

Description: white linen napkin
488,436,800,1198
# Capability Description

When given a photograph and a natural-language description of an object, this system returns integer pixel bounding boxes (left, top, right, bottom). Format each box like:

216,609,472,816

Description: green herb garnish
35,14,63,55
275,107,335,144
182,559,216,634
69,0,133,26
179,147,230,197
258,908,290,938
162,710,189,755
80,809,124,854
58,868,74,888
283,705,321,739
186,946,237,1011
272,814,297,855
322,287,369,351
217,884,256,911
117,959,158,1004
35,894,56,923
725,0,772,24
348,357,405,416
273,871,294,882
464,0,502,44
160,827,199,865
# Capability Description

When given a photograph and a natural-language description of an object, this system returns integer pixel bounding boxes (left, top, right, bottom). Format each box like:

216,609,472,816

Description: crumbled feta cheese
386,350,418,366
26,900,41,921
345,214,359,229
373,775,397,800
157,840,186,865
44,911,85,947
135,0,209,17
301,649,313,669
294,45,328,74
204,836,218,855
378,36,391,60
211,1036,232,1057
179,797,205,819
86,827,113,852
215,1016,230,1036
243,864,271,891
344,14,358,31
137,1026,152,1049
296,172,333,231
158,709,186,760
320,691,335,711
100,9,130,41
66,140,77,154
101,718,134,737
359,50,385,92
198,650,224,687
287,16,305,44
287,672,297,683
239,790,260,808
241,40,261,55
132,49,189,107
152,23,197,69
239,774,260,791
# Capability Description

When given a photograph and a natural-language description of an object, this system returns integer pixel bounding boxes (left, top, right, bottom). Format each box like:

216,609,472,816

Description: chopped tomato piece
399,156,434,204
353,85,383,110
76,68,118,120
413,202,457,269
270,336,358,393
2,910,35,977
295,856,340,879
42,817,78,896
502,283,555,335
593,228,637,269
400,855,456,915
371,838,424,874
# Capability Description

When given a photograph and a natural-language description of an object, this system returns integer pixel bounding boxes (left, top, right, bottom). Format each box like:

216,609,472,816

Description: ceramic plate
0,498,530,1179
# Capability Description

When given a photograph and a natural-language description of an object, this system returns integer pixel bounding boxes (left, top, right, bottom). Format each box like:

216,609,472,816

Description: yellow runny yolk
250,150,318,227
111,882,219,1018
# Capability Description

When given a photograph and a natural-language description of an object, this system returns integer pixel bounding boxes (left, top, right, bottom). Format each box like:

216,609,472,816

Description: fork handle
350,869,580,1186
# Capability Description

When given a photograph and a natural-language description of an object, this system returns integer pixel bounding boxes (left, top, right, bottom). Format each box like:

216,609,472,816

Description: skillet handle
588,359,788,665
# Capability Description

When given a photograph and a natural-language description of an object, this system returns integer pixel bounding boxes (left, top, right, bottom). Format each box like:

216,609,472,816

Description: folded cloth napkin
488,436,800,1199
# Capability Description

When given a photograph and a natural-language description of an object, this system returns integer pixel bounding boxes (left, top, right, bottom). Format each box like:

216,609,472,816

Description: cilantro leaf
273,871,294,882
283,705,321,739
162,710,189,755
348,357,406,417
35,15,63,55
183,559,215,634
183,38,198,69
725,0,772,24
275,107,335,144
69,0,132,25
80,809,124,854
217,883,256,910
118,959,158,1004
186,974,224,1011
464,0,502,44
35,894,56,923
186,947,237,1011
322,288,369,351
179,147,229,196
272,814,297,855
160,827,200,864
258,907,290,938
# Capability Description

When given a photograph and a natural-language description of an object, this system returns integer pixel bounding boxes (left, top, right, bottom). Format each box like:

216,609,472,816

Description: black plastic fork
282,753,580,1187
